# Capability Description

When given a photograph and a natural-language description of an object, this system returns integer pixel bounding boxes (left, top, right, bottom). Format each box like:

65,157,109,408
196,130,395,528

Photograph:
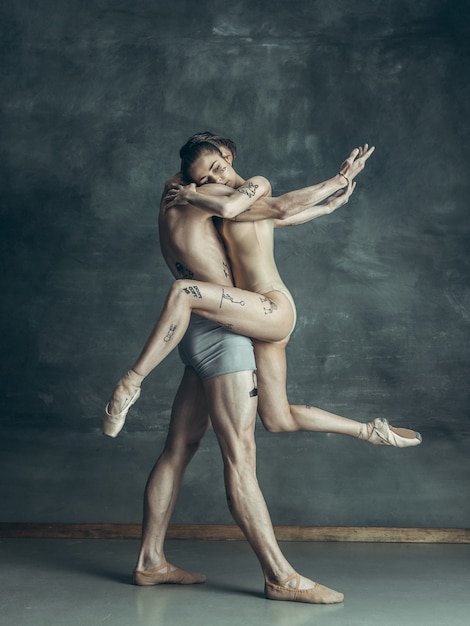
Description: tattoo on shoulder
237,182,259,199
184,285,202,298
175,262,194,279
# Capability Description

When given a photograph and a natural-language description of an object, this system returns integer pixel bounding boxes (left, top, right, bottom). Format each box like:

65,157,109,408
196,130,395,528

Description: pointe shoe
363,417,422,448
103,386,141,438
133,562,206,586
265,573,344,605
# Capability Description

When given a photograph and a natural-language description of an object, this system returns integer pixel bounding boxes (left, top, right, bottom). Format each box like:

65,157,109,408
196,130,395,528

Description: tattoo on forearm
164,324,177,343
237,182,259,199
175,262,194,279
220,288,245,308
183,285,202,298
260,296,278,315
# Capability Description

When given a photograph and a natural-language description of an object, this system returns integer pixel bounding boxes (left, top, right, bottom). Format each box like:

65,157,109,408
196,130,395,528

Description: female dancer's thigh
177,279,295,343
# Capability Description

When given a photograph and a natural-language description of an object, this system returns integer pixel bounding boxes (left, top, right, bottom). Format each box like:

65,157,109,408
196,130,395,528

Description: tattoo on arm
164,324,177,343
237,182,259,199
260,296,278,315
175,262,194,279
220,288,245,309
183,285,202,298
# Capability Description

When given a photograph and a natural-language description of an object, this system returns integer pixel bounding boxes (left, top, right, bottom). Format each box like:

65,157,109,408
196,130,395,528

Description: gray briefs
178,314,256,380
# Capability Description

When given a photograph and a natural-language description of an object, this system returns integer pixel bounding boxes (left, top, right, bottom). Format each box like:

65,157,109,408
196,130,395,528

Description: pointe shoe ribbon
365,417,422,448
103,387,141,438
133,561,206,586
265,572,344,604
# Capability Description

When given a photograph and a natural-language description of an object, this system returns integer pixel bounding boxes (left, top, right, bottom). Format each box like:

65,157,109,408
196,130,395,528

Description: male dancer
125,140,371,604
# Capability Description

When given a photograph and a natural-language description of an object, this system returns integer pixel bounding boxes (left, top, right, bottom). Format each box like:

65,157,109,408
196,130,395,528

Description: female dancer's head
180,132,237,186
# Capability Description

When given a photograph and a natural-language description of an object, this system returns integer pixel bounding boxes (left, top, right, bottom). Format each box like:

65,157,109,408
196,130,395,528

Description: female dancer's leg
104,279,293,433
253,338,421,446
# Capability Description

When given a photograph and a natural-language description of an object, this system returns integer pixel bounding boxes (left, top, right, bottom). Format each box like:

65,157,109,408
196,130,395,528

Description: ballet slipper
103,386,141,438
265,573,344,604
133,561,206,586
362,417,422,448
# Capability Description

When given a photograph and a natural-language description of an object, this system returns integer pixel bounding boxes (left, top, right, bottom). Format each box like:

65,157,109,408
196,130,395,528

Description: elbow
275,199,290,220
221,198,245,220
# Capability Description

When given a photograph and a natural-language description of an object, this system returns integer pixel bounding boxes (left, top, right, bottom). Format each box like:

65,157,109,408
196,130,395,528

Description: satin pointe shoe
364,417,422,448
103,387,141,438
133,562,206,586
265,573,344,604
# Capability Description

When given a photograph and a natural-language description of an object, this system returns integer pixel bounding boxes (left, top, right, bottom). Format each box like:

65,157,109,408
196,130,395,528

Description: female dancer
104,134,421,448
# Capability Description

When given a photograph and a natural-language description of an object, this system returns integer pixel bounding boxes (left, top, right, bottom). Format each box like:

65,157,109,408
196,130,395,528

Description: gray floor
0,538,469,626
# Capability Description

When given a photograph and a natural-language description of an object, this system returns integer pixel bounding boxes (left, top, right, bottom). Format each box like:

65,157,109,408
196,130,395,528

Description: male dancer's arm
235,144,375,223
272,180,357,227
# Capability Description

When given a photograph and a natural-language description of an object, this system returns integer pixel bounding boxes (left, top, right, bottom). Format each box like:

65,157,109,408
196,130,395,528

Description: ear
221,149,233,165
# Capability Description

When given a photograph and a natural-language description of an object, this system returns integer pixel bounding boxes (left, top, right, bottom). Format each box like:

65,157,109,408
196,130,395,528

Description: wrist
337,172,349,188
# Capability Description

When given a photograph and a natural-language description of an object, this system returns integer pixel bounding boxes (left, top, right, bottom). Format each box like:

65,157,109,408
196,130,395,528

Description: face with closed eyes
187,148,238,188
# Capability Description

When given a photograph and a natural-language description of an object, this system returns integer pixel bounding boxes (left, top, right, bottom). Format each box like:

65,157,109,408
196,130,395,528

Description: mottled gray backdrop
1,0,469,527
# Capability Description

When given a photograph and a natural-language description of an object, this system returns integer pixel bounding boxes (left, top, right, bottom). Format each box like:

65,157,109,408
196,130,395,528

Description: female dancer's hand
325,179,357,214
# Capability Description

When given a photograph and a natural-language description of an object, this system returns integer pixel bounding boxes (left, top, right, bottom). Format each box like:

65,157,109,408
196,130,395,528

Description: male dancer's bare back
131,175,345,603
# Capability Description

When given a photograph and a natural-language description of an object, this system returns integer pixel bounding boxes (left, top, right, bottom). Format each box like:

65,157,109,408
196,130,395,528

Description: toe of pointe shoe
370,418,422,448
103,388,141,438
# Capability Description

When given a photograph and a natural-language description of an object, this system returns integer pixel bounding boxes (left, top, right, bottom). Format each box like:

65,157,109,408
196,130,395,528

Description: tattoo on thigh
175,262,194,279
220,288,245,309
249,370,258,397
183,285,202,298
260,296,278,315
237,181,259,199
164,324,177,343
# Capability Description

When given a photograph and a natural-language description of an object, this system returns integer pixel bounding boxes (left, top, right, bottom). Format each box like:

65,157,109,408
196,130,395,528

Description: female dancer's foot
359,417,422,448
103,369,144,438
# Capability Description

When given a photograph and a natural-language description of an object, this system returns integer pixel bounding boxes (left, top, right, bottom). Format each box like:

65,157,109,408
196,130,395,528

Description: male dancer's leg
203,369,344,604
134,367,209,584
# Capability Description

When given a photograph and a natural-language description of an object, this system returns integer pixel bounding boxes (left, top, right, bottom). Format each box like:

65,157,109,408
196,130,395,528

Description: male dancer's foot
103,369,144,437
359,417,422,448
265,572,344,604
133,561,206,586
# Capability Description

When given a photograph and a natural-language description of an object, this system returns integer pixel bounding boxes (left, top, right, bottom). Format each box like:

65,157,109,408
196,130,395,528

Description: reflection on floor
1,538,469,626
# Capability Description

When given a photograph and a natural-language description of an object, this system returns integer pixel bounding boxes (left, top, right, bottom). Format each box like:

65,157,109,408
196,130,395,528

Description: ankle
358,421,372,441
126,369,144,387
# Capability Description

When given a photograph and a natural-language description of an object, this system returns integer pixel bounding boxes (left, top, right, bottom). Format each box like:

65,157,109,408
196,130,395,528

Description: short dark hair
179,131,237,161
180,141,222,182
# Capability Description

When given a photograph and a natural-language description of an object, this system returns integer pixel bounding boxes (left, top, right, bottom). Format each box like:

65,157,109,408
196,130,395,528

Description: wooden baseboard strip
0,523,468,543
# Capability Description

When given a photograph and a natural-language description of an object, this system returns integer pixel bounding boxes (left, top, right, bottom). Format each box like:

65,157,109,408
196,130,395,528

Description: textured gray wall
1,0,469,528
